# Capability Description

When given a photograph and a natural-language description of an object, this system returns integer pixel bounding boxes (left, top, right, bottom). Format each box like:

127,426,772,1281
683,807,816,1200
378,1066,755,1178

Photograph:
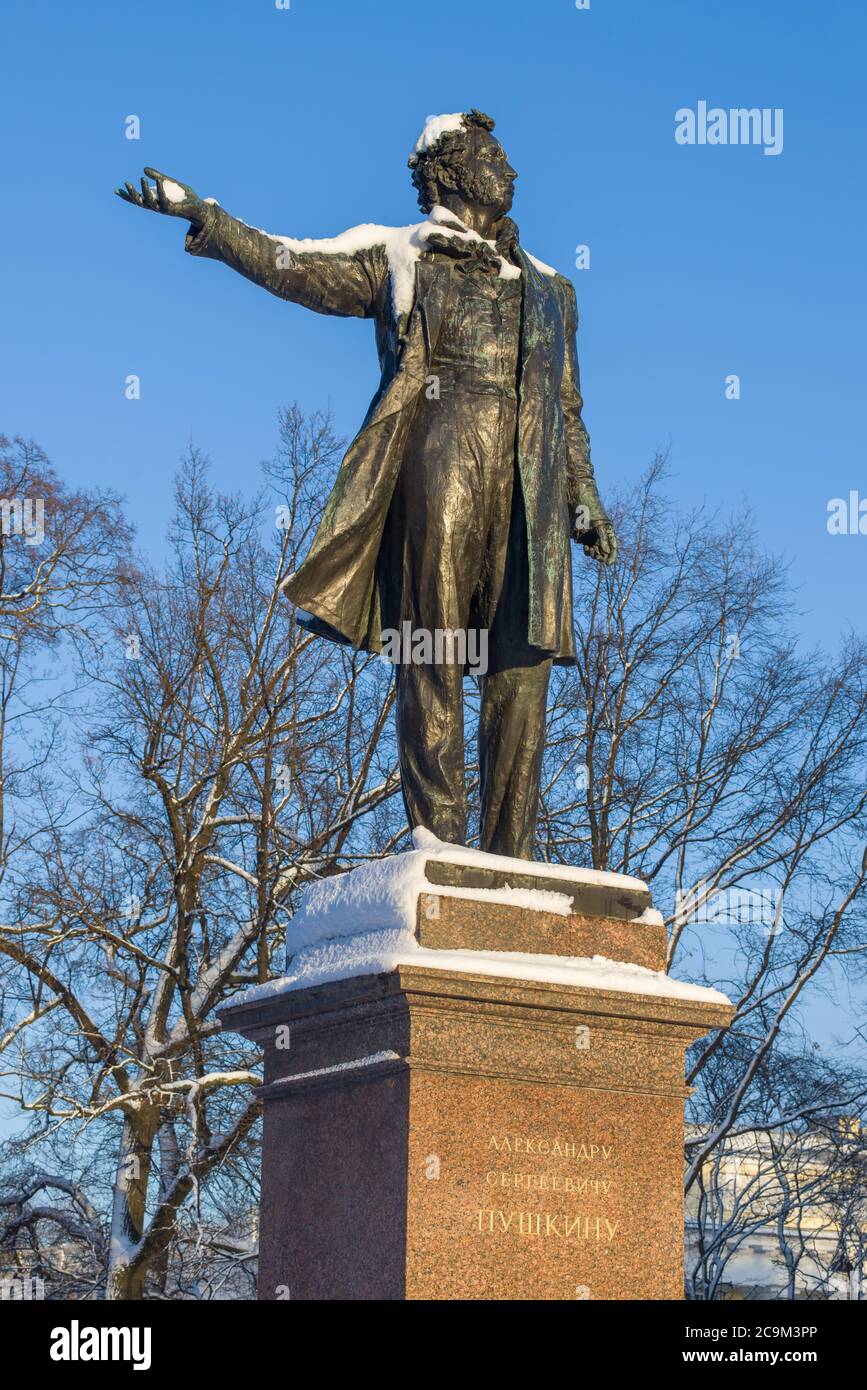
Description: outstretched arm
115,168,387,320
557,276,617,565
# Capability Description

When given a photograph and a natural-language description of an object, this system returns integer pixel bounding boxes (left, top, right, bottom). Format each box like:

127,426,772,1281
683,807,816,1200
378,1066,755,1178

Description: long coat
186,204,609,665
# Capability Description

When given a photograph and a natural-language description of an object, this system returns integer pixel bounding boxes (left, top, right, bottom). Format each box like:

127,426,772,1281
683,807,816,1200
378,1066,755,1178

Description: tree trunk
106,1109,158,1299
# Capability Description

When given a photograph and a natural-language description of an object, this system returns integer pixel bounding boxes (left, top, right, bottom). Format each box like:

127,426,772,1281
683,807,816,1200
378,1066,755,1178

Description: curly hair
408,110,497,214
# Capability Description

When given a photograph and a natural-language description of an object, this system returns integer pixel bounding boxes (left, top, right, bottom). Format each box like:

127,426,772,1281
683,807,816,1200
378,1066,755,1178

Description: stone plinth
220,890,732,1300
416,893,666,969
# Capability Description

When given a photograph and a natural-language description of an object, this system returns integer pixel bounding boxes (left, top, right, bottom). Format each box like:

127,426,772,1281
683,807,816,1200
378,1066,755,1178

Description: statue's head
408,110,517,219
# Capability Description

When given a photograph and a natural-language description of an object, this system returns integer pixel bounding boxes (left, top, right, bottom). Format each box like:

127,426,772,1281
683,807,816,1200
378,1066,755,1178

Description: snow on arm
266,204,520,318
192,197,524,320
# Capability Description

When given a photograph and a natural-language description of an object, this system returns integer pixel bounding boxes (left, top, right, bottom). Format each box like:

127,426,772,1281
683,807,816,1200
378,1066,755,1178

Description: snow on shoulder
262,203,520,319
526,251,557,277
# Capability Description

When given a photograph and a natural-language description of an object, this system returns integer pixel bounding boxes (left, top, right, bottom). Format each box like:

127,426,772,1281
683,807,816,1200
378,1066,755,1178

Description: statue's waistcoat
284,247,575,666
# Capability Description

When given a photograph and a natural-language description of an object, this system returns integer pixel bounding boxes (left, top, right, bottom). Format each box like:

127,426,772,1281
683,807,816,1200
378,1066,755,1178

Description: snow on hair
408,109,496,164
407,109,497,214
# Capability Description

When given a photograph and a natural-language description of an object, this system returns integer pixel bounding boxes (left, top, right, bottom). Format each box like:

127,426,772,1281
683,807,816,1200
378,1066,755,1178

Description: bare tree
2,435,865,1299
0,409,403,1297
686,1050,867,1299
535,458,867,1280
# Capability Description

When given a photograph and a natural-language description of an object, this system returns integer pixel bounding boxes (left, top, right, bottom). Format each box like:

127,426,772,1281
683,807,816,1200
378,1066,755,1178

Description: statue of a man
117,110,616,861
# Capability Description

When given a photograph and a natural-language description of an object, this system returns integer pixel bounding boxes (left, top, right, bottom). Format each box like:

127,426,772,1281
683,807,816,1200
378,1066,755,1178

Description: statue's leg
472,388,552,861
395,658,467,844
389,396,501,844
477,658,553,860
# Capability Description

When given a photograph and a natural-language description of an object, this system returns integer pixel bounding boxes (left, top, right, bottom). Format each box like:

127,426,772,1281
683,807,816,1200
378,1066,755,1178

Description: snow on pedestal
227,830,727,1011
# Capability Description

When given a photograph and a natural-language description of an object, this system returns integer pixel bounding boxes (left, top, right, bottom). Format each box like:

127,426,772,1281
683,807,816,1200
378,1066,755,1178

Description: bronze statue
116,110,616,861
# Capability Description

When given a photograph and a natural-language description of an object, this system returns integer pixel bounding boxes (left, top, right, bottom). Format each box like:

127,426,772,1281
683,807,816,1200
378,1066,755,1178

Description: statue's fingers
140,177,157,209
145,168,177,212
121,181,142,206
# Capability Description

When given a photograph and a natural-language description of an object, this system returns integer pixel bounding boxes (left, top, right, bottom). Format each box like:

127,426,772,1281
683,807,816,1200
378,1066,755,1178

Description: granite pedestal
219,849,731,1300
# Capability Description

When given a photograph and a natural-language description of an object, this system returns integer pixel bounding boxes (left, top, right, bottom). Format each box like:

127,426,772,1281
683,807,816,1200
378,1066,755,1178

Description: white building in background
685,1124,866,1300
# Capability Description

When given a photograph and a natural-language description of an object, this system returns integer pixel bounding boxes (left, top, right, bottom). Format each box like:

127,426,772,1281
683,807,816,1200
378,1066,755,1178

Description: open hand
115,167,205,223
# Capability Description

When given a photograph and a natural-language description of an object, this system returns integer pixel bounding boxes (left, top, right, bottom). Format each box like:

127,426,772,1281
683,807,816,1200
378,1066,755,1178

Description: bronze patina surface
422,858,652,918
117,111,617,861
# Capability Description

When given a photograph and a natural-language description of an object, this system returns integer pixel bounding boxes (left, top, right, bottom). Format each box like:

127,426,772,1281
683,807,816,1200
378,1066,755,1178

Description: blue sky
0,0,865,654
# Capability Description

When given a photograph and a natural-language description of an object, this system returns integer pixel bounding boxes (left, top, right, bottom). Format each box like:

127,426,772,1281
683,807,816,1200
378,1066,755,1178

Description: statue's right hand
114,167,206,223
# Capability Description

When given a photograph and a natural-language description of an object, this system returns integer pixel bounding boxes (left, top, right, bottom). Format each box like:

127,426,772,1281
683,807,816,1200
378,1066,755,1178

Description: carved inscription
475,1134,619,1243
